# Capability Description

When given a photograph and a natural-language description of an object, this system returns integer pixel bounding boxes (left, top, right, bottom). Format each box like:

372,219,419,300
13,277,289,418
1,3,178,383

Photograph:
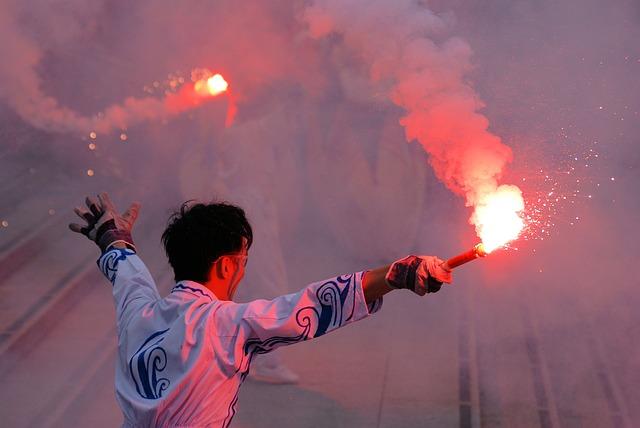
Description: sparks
511,137,604,245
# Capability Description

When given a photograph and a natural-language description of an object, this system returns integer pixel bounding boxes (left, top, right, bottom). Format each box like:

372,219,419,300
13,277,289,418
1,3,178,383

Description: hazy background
0,0,638,427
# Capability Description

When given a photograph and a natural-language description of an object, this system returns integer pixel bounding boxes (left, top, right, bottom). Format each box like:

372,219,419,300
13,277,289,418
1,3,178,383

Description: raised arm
97,247,160,330
69,192,160,330
361,265,393,303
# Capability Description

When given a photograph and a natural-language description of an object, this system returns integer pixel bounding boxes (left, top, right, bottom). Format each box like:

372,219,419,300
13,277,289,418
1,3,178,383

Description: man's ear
210,258,225,280
219,256,232,279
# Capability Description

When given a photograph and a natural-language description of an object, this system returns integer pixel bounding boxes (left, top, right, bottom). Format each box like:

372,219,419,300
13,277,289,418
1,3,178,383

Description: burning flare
471,185,525,253
207,74,229,95
440,186,525,271
194,70,229,97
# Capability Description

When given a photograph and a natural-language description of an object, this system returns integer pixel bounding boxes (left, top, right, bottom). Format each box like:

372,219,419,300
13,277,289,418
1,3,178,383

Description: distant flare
206,74,229,95
194,72,229,97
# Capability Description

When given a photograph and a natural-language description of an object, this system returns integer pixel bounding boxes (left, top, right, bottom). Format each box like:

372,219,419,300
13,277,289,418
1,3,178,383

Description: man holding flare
69,192,452,427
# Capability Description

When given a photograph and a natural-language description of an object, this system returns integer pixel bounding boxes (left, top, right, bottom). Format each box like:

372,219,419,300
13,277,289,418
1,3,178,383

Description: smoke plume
0,0,224,136
302,0,524,237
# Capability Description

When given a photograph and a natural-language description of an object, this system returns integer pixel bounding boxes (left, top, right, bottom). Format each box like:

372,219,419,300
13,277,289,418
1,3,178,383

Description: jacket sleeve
212,271,383,362
97,248,161,332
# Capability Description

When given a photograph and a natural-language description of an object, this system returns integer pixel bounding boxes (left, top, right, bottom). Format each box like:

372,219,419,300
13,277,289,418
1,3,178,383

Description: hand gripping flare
385,255,452,296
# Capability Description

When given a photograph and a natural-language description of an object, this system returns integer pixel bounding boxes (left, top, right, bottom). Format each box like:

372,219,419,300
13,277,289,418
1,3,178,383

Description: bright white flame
194,72,228,97
471,185,525,253
206,74,228,95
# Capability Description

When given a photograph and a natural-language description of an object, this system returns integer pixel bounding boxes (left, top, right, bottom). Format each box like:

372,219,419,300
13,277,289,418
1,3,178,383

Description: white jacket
97,248,383,427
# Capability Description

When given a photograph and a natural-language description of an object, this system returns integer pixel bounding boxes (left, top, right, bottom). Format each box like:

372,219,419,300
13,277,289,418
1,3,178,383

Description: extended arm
214,255,452,367
362,265,393,303
214,271,382,362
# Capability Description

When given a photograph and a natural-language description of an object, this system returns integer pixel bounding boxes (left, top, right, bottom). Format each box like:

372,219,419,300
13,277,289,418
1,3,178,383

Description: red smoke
303,0,525,247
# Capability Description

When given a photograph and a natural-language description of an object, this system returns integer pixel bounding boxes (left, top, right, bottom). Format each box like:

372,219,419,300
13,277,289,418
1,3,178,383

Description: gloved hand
385,255,452,296
69,192,140,252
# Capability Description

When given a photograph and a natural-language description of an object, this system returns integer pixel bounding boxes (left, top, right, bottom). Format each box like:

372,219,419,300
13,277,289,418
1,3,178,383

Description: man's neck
204,279,231,301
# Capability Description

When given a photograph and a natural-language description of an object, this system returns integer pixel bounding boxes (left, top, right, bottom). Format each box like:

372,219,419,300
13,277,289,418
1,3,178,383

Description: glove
385,255,452,296
69,192,140,252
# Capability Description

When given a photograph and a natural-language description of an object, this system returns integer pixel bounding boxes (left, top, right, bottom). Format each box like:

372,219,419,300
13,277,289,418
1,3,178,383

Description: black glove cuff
98,229,135,253
386,255,421,290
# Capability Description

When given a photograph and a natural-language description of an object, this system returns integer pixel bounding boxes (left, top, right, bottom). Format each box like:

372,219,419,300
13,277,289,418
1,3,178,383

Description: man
69,192,452,427
178,117,303,383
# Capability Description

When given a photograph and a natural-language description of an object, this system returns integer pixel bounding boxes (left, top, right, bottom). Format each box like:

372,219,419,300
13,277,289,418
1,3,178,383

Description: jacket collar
172,280,219,301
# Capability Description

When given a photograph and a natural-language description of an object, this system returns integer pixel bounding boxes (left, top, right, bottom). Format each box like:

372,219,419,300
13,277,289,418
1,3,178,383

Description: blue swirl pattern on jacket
98,248,136,283
129,328,171,399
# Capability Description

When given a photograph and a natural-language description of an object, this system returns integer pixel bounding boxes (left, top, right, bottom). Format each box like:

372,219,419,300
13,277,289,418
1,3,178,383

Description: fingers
98,192,116,213
425,256,453,284
71,203,98,237
122,202,141,225
85,196,102,218
71,194,140,246
433,257,451,273
74,206,94,223
69,222,88,234
433,266,452,284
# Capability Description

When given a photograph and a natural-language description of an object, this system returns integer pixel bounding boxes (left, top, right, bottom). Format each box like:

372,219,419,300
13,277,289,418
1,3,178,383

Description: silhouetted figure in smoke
69,192,452,427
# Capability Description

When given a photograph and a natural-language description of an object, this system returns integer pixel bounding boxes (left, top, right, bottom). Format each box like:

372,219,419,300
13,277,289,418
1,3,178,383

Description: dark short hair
161,201,253,283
